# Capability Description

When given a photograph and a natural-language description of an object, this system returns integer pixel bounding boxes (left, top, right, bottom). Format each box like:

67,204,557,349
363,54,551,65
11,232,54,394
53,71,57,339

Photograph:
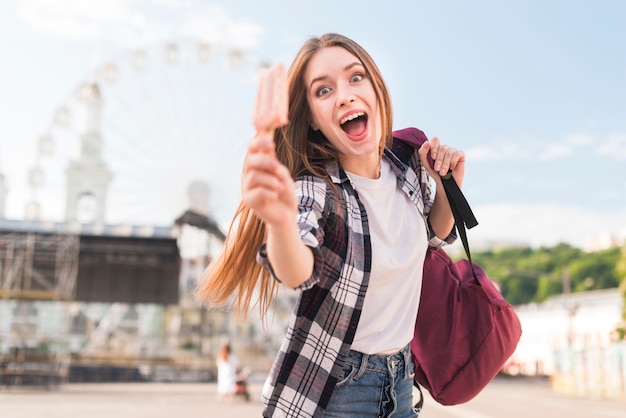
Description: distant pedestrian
216,341,239,402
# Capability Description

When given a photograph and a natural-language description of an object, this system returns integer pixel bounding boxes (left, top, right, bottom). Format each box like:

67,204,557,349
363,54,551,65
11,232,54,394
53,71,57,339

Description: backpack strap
413,381,424,412
443,174,480,284
393,127,479,282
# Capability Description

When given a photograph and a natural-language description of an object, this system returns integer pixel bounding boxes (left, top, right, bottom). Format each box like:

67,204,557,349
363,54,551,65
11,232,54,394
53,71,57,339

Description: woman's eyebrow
309,61,362,89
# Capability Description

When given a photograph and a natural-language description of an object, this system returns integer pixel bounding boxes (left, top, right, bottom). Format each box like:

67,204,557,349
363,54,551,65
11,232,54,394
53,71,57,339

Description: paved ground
0,381,266,418
2,378,625,417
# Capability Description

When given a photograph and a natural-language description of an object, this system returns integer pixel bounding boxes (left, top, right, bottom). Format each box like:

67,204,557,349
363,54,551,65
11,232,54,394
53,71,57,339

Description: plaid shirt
258,139,455,417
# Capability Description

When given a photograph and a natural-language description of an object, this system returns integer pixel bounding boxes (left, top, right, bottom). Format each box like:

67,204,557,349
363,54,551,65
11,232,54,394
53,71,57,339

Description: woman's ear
310,117,319,131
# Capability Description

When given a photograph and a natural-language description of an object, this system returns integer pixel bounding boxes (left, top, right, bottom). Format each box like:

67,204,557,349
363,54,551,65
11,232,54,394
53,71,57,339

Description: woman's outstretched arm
241,134,314,289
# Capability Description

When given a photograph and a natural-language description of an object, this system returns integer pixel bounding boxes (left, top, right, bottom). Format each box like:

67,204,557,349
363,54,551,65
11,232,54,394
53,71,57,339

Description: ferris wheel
27,39,269,229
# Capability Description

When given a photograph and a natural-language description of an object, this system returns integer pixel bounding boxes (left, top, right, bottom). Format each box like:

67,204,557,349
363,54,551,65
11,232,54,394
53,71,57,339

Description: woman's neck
341,154,381,179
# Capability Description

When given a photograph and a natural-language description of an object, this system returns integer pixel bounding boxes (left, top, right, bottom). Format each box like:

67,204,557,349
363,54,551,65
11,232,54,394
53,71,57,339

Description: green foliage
471,242,622,306
181,340,198,350
616,245,626,325
569,247,621,290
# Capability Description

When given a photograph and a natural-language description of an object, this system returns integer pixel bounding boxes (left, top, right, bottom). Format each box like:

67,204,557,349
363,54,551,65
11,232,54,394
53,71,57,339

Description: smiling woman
22,40,268,228
196,33,466,417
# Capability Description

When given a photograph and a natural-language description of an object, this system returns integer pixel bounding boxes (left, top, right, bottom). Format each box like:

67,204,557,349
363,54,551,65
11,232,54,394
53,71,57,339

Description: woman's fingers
427,136,465,176
241,135,296,225
419,136,466,186
243,152,280,178
242,159,286,210
249,133,276,154
243,170,283,194
245,136,278,168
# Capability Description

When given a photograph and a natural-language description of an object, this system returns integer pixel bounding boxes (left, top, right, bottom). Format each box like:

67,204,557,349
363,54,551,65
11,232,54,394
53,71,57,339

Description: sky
0,0,624,251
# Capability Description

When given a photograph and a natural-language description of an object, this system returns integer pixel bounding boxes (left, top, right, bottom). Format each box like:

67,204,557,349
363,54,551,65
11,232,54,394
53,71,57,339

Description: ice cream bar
253,63,288,137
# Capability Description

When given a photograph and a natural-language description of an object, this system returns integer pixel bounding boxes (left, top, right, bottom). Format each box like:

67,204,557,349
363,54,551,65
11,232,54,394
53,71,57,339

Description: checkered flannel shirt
258,140,455,417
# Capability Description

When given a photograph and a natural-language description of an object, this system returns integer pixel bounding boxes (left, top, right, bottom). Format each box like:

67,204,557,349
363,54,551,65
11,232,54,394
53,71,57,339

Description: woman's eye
317,86,331,96
351,73,363,83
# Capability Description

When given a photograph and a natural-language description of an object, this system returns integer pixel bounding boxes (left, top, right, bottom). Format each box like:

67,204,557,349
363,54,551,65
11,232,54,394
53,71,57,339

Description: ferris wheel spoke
106,58,184,158
25,40,266,227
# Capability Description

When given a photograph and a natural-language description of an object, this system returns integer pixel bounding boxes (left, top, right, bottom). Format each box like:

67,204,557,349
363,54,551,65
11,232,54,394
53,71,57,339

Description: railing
0,349,70,389
552,341,626,399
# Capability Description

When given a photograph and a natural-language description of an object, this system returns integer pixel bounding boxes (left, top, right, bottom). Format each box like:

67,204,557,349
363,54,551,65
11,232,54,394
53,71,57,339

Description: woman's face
305,46,382,177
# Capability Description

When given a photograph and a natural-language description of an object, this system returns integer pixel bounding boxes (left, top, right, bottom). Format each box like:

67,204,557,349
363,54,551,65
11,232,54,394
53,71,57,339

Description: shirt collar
325,148,408,185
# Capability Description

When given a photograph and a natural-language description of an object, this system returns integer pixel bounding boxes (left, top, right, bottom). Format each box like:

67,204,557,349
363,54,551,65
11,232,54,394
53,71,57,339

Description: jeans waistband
345,343,412,377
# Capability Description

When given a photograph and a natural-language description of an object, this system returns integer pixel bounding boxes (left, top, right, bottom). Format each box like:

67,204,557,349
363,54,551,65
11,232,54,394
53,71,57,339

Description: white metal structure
26,40,265,228
1,40,285,385
0,228,79,300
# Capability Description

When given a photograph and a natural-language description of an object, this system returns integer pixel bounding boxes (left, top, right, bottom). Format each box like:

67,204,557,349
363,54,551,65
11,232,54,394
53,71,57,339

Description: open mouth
340,112,368,136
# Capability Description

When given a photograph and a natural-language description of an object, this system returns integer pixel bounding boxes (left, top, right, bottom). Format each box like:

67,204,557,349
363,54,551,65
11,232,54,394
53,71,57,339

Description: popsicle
253,63,288,138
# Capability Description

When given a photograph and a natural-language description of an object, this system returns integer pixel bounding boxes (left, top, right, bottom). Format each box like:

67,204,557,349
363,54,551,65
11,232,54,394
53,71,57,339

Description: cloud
538,143,572,161
179,10,264,48
18,0,134,39
462,203,626,251
564,133,593,146
465,141,531,161
465,145,499,161
597,132,626,160
17,0,264,49
0,18,13,36
466,132,626,162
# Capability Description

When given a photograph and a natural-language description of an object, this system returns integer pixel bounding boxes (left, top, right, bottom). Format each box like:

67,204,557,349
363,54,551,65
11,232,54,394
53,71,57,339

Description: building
509,288,625,399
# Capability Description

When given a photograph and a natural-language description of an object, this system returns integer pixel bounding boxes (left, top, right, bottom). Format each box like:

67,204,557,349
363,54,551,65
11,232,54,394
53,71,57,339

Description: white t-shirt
346,158,428,355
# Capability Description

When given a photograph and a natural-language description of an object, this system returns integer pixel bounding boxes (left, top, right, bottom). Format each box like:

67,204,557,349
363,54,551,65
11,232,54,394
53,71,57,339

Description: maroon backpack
393,127,522,408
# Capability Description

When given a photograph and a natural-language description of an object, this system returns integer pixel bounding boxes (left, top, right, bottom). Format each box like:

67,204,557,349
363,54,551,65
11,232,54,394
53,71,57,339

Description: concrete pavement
0,382,265,418
3,377,625,417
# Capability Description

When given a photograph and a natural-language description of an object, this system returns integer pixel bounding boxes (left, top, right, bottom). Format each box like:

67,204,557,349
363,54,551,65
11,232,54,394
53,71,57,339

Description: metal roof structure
0,218,181,304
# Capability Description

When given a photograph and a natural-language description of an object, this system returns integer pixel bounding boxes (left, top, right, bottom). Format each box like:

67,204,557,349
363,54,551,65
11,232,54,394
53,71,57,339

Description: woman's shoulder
390,136,419,166
294,170,335,190
294,170,348,218
294,173,331,209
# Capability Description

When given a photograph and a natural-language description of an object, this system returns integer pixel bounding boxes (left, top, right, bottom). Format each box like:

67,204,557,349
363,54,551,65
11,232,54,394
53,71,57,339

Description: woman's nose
336,84,356,106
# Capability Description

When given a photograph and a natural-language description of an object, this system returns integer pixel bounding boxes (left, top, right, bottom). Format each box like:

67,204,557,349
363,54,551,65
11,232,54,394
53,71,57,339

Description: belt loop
354,352,369,380
403,344,412,379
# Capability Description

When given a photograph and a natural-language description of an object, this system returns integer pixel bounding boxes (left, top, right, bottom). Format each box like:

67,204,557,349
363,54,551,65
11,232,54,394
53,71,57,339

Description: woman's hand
241,133,297,226
418,136,465,187
418,136,466,238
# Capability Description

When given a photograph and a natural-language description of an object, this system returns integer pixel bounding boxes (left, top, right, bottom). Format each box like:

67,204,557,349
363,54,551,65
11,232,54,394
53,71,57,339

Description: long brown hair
195,33,394,320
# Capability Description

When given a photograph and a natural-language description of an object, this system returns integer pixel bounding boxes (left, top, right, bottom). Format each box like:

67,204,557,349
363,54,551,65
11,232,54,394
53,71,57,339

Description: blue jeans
324,344,419,417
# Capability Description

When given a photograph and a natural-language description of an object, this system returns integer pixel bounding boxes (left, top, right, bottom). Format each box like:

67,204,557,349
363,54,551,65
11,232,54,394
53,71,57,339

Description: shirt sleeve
256,175,328,291
411,149,457,248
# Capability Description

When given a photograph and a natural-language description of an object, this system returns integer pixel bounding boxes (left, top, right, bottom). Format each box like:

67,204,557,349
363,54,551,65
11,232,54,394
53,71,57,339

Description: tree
568,247,620,291
471,243,621,306
615,244,626,339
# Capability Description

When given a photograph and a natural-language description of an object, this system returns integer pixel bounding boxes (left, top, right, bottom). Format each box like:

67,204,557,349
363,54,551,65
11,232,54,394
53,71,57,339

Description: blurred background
0,0,625,409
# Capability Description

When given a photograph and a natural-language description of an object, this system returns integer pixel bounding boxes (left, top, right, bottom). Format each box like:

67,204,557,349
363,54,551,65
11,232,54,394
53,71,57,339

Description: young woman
197,33,465,417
